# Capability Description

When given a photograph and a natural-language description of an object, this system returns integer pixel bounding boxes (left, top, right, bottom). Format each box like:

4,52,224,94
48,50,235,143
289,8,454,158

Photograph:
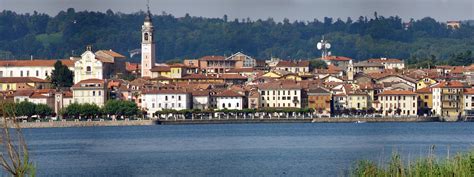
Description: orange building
307,87,332,115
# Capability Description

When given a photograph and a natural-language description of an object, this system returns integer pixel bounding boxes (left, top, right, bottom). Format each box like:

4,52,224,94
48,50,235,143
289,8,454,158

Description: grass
351,147,473,177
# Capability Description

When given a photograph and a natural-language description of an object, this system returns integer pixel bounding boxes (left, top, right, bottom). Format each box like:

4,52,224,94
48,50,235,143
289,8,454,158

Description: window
228,103,231,107
152,103,155,108
294,91,297,95
236,103,239,107
172,103,174,107
10,71,12,77
178,103,181,108
86,66,91,72
165,96,168,101
92,91,96,96
178,96,181,101
36,70,39,76
98,91,101,96
26,71,29,76
222,103,225,108
261,91,265,95
20,71,23,77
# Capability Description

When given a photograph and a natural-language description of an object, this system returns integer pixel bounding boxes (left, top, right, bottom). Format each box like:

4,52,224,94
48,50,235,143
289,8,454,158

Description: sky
1,0,473,22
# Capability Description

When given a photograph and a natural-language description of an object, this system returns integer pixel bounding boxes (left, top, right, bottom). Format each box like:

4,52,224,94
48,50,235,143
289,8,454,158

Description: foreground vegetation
352,148,473,177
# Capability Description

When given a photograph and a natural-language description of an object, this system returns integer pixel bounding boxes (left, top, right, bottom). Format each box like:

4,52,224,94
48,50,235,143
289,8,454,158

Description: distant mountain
0,8,473,64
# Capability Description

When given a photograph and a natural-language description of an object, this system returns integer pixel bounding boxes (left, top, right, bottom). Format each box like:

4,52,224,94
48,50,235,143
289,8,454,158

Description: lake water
22,122,474,176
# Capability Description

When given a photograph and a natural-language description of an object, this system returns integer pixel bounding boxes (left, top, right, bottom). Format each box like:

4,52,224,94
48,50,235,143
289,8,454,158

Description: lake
23,122,474,176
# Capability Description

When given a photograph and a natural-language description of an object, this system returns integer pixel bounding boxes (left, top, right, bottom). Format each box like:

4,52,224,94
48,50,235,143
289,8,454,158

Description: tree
395,108,402,115
15,101,36,119
309,59,328,70
35,104,53,118
51,60,73,88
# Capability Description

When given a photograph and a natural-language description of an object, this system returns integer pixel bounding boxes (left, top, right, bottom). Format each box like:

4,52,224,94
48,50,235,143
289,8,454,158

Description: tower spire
145,0,152,22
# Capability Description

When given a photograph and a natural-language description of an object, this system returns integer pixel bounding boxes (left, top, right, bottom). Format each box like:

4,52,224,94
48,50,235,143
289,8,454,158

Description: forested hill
0,8,473,65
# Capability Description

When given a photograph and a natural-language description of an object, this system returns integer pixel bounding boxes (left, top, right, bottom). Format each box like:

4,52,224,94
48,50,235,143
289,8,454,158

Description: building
258,82,302,108
346,92,369,110
54,90,73,115
432,81,468,118
71,79,107,107
447,21,461,29
141,8,156,78
0,77,50,91
463,88,474,116
248,89,260,109
141,89,191,117
192,90,210,110
74,47,104,83
307,87,331,115
377,90,418,116
227,52,256,68
367,58,405,70
274,60,310,74
320,56,352,69
416,87,433,115
214,90,244,110
416,77,437,89
0,59,74,80
353,61,385,74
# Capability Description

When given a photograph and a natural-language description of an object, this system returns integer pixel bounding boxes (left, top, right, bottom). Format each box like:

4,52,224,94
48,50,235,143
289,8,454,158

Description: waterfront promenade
5,116,443,128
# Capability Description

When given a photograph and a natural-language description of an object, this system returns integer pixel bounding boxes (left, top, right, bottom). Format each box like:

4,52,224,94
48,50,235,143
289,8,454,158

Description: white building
368,58,405,70
214,90,244,110
0,59,74,80
377,90,418,116
141,90,191,117
74,47,105,84
463,88,474,116
71,79,107,107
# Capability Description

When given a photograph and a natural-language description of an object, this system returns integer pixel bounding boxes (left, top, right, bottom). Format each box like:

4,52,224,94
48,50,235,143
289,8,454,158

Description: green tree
15,101,36,119
35,103,53,118
309,59,328,70
51,60,73,88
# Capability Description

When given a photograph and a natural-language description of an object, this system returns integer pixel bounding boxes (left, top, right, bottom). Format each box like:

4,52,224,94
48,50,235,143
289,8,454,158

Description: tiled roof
275,60,309,67
258,82,302,90
353,61,384,67
199,55,225,61
150,66,171,72
142,89,188,94
126,62,140,72
13,90,34,97
0,77,49,83
95,55,114,63
191,90,210,96
432,81,468,88
72,79,105,88
0,59,74,67
321,56,352,61
464,88,474,94
214,89,243,97
227,68,256,73
377,90,417,95
308,87,331,94
97,50,126,58
367,58,404,63
416,87,432,94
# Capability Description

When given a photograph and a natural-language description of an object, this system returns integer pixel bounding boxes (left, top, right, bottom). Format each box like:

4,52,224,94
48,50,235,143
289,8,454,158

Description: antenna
146,0,150,12
317,35,331,59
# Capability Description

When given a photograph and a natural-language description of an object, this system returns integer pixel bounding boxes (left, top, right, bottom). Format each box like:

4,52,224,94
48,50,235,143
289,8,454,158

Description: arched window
86,66,91,72
144,33,149,40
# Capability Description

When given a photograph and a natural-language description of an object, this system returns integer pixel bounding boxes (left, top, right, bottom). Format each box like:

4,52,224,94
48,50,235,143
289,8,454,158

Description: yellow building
416,87,433,109
347,92,368,110
432,81,468,118
417,78,437,89
0,77,50,91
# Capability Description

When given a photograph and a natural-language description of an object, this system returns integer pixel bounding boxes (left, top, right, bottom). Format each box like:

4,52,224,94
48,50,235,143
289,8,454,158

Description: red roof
276,61,309,67
464,88,474,94
98,50,125,58
0,77,49,83
321,56,352,61
199,56,225,61
72,79,105,88
377,90,417,95
214,90,243,97
432,81,467,88
0,59,74,67
416,87,432,94
142,89,188,94
150,66,171,72
126,62,140,72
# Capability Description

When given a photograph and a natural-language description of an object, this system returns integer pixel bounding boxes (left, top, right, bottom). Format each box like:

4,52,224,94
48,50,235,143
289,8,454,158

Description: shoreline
6,116,450,128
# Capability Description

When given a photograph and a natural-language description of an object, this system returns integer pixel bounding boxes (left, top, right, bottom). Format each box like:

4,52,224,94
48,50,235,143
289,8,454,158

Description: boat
355,121,367,123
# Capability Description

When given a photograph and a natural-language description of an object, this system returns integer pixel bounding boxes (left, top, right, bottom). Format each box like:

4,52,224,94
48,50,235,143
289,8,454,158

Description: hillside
0,8,473,66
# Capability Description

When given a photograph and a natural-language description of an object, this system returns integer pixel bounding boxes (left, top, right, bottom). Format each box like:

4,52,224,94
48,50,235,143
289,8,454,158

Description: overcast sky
1,0,473,22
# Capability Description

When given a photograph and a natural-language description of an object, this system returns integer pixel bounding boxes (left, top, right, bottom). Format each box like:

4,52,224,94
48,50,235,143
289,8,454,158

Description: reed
351,147,473,177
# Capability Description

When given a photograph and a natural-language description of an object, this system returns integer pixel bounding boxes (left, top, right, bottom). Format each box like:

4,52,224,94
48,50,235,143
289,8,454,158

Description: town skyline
1,0,473,22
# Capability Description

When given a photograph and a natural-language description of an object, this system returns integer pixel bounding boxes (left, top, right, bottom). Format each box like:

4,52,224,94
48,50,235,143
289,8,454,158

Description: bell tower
141,2,155,78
